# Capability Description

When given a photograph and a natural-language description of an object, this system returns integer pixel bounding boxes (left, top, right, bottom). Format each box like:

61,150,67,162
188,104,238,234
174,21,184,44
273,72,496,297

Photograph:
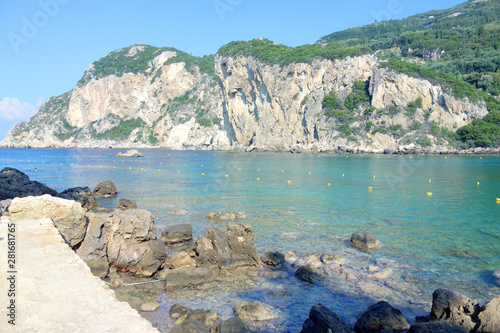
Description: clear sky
0,0,464,140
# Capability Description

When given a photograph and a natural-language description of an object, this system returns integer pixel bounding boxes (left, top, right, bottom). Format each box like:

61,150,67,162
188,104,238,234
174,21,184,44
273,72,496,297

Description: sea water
1,148,499,331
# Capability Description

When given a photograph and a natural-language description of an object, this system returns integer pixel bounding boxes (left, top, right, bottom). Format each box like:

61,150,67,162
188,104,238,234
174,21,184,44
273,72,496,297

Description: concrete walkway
0,217,160,333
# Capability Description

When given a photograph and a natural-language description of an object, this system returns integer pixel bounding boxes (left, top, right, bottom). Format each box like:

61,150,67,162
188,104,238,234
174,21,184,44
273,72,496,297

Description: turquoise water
1,149,499,330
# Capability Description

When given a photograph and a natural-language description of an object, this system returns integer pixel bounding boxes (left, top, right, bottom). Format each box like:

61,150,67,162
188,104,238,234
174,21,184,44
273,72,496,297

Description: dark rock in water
0,199,12,216
261,251,285,268
350,231,380,252
93,180,118,198
476,295,500,333
118,198,137,210
161,224,193,245
205,212,246,220
76,209,166,277
354,301,410,332
158,266,215,291
194,223,260,271
171,319,209,333
0,167,58,200
430,289,479,332
410,320,467,333
217,316,250,333
59,186,100,210
170,304,192,320
295,266,322,283
301,303,354,333
234,301,277,321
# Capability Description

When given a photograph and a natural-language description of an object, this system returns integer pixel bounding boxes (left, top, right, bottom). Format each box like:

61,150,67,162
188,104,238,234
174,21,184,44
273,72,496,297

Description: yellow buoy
309,172,311,175
480,157,483,160
158,169,161,171
328,183,331,187
410,156,412,159
258,169,260,171
141,168,144,170
282,170,284,173
342,174,344,177
373,175,376,179
225,174,228,178
177,171,180,173
99,165,102,168
113,166,116,169
477,182,480,185
256,178,260,181
368,187,373,192
445,157,448,159
288,180,291,184
429,179,431,183
496,198,500,203
427,192,433,196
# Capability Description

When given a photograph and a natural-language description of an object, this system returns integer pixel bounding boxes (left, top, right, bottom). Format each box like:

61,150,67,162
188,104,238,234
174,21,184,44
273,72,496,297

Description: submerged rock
295,266,322,283
116,149,144,157
354,301,410,332
350,231,380,252
93,180,118,198
301,303,354,333
205,212,246,220
9,194,87,247
141,301,160,312
217,316,250,333
234,301,277,322
170,304,192,321
0,167,58,200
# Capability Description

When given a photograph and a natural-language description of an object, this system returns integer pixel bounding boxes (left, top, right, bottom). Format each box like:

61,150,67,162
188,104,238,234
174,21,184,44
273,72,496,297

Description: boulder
9,194,87,247
0,167,58,200
166,252,196,269
295,266,322,283
430,289,479,332
354,301,410,332
234,301,277,322
161,224,193,245
171,319,209,333
301,303,354,333
76,209,166,277
476,295,500,333
350,231,380,252
116,149,144,157
216,316,250,333
158,266,215,291
410,321,467,333
0,199,12,216
59,186,100,210
93,180,118,198
118,198,137,210
194,223,260,271
261,251,285,268
186,309,220,330
320,254,345,265
170,304,192,321
205,212,246,220
141,301,160,312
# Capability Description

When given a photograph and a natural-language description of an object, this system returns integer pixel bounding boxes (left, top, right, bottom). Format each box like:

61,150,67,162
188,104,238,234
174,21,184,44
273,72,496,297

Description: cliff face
0,45,489,152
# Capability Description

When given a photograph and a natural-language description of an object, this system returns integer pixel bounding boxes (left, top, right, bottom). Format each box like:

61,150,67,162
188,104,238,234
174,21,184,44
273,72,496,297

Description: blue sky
0,0,464,140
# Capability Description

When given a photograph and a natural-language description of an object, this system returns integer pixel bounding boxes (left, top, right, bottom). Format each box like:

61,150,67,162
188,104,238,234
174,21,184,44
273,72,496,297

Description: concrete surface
0,217,160,333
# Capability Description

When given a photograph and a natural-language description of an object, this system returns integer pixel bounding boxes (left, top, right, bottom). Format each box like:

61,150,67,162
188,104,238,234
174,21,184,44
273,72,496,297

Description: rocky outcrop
0,167,58,200
354,301,410,332
59,186,100,210
9,194,87,247
116,149,144,157
233,301,277,322
301,304,354,333
76,209,166,277
93,180,118,198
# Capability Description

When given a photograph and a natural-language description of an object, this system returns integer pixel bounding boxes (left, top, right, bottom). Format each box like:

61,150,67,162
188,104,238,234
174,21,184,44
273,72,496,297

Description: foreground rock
205,212,246,220
9,194,87,247
59,186,100,210
195,223,260,272
234,301,277,322
0,167,58,200
118,198,138,210
476,295,500,332
410,321,467,333
76,209,166,277
158,266,215,290
429,289,479,332
0,199,12,216
354,301,410,332
116,149,144,157
93,180,118,198
217,316,250,333
350,231,380,252
301,304,354,333
169,304,220,332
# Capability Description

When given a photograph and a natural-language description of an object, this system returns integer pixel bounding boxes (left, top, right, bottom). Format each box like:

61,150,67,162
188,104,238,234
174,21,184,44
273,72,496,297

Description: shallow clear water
2,148,499,330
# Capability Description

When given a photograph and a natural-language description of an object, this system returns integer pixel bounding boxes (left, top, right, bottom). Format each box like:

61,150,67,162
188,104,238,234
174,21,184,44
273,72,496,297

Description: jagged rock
0,167,59,200
59,186,100,210
234,301,277,322
9,194,87,247
301,303,354,333
0,199,12,216
158,266,215,290
260,251,285,268
170,304,192,320
93,180,118,198
476,295,500,333
430,289,480,332
350,231,380,252
194,223,260,271
161,224,193,245
166,252,196,269
205,212,246,220
141,301,160,312
295,266,322,283
171,319,209,333
320,254,345,265
216,316,250,333
76,209,166,277
116,149,144,157
354,301,410,332
410,321,467,333
118,198,137,210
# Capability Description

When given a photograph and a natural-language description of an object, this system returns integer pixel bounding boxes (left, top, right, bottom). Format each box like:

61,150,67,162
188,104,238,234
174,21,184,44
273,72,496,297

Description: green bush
456,110,500,146
93,118,146,141
344,80,371,110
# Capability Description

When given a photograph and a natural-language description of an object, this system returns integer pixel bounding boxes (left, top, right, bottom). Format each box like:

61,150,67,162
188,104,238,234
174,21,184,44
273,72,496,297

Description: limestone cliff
0,44,490,152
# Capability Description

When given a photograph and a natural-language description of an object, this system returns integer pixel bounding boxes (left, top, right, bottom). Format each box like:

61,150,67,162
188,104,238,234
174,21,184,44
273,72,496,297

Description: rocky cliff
1,44,490,152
